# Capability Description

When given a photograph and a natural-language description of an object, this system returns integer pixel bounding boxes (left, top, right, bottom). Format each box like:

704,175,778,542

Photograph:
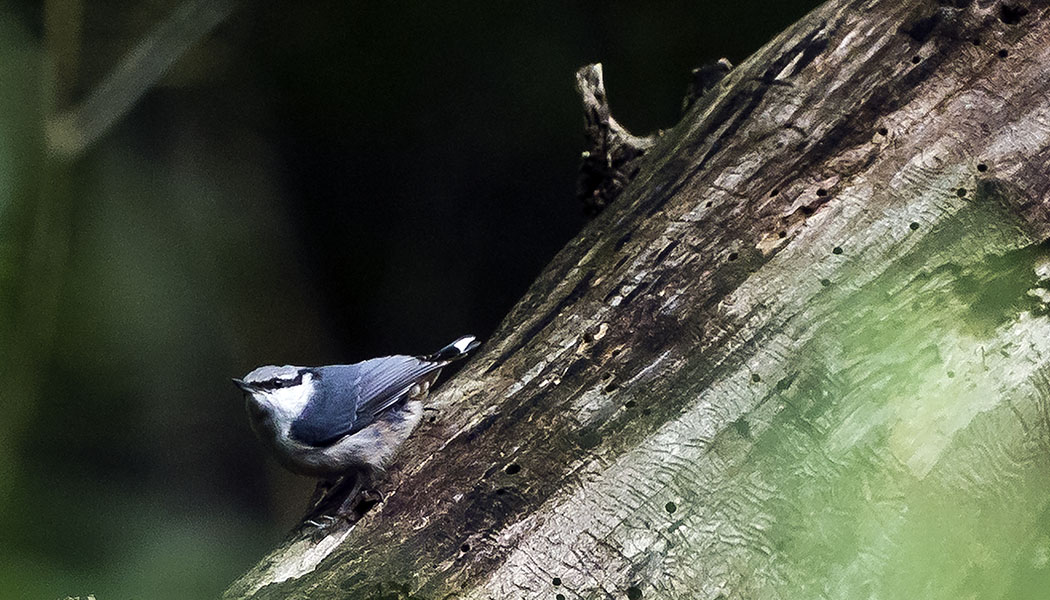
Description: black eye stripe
256,371,305,390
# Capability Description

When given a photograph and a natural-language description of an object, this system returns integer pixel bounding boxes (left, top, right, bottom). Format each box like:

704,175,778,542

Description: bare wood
225,1,1050,598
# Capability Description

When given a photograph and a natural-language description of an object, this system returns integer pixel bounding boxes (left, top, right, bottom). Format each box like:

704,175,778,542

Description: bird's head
233,365,315,426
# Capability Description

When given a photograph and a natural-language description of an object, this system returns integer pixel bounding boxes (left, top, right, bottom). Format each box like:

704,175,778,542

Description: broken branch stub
575,63,657,216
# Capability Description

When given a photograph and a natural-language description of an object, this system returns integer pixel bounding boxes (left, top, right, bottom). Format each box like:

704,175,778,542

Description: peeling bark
225,0,1050,598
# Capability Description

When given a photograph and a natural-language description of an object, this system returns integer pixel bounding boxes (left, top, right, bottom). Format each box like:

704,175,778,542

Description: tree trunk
224,1,1050,598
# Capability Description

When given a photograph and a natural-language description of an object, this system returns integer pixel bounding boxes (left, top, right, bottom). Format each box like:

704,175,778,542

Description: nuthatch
233,335,479,517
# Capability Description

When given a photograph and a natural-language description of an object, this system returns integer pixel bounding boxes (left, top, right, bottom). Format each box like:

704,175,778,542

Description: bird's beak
232,378,253,392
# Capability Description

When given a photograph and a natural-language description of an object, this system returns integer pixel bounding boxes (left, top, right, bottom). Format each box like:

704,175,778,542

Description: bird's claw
301,514,341,531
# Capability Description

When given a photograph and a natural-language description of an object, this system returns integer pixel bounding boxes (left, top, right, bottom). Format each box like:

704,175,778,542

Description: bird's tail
426,335,481,362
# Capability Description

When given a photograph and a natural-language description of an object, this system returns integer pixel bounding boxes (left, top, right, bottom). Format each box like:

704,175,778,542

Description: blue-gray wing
288,356,443,447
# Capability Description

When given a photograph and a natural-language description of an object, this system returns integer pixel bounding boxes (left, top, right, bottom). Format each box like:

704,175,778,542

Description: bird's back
289,356,443,446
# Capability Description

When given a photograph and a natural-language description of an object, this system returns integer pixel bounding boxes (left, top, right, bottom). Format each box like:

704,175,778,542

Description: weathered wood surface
225,0,1050,598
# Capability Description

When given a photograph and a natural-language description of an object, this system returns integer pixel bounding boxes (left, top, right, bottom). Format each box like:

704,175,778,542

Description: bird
233,334,480,520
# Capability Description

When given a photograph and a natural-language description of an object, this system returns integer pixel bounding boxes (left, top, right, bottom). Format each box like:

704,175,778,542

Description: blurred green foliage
0,1,819,598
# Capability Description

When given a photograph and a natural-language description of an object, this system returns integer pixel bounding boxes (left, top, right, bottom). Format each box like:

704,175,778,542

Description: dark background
0,1,820,597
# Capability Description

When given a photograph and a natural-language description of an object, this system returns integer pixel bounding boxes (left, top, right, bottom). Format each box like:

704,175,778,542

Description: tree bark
225,0,1050,598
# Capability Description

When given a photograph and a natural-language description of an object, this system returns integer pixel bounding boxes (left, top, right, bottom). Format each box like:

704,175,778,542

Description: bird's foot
298,470,384,536
307,479,336,512
335,484,382,518
301,514,340,530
